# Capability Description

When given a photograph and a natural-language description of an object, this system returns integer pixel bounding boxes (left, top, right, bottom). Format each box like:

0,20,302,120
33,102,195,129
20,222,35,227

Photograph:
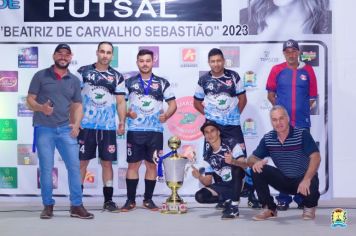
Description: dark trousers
195,166,245,203
252,165,320,210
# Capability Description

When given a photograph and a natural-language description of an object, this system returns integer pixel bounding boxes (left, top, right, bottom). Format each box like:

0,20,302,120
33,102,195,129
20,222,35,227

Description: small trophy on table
153,136,195,214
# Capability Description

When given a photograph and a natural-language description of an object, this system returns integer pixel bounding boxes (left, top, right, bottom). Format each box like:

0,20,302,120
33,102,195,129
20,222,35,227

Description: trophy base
160,202,187,214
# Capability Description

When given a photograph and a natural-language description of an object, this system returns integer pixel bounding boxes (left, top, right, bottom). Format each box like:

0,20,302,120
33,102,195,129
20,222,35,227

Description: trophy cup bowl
159,136,188,214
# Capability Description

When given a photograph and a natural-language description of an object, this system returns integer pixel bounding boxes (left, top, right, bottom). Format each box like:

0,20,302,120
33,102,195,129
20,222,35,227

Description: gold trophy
153,136,190,214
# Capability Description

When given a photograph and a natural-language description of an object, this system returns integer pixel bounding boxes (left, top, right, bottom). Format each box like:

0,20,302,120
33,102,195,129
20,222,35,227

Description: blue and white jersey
125,73,175,132
77,64,125,130
194,69,245,126
204,138,245,182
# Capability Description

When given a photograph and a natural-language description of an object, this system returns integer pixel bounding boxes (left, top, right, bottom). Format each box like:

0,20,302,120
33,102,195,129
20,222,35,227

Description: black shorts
204,122,246,155
208,181,235,201
78,128,117,161
126,131,163,163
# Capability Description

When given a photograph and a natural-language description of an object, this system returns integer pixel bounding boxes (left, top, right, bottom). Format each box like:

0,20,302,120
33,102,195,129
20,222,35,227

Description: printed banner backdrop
0,0,331,198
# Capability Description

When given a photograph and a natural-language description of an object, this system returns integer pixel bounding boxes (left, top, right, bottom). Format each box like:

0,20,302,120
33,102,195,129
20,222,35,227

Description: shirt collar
272,125,294,139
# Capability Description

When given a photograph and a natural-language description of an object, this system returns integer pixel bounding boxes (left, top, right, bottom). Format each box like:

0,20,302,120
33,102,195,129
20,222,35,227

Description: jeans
36,125,83,206
252,165,320,210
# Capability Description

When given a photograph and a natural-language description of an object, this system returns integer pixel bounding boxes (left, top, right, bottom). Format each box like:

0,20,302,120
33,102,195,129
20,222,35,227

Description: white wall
332,0,356,197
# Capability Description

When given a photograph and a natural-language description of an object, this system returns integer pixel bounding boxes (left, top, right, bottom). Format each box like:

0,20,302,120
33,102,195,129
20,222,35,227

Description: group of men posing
27,39,321,221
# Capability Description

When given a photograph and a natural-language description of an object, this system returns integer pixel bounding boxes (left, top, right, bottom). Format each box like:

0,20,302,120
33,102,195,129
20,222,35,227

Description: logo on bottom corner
331,208,347,228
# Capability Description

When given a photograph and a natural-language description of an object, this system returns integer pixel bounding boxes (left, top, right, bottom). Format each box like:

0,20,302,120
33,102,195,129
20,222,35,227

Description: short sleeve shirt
252,127,319,178
194,69,245,126
125,73,175,132
77,64,125,130
28,66,82,127
204,138,245,182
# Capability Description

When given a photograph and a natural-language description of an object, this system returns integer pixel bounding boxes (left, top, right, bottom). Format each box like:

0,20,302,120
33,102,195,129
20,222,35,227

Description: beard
54,60,70,69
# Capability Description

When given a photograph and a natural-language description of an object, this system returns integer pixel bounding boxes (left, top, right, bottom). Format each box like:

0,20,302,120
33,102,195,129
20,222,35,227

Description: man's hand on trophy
224,152,233,165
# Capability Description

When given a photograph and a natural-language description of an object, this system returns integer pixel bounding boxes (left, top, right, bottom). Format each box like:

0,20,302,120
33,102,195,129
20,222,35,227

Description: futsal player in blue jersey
193,120,247,219
121,49,177,212
194,48,260,209
77,41,126,212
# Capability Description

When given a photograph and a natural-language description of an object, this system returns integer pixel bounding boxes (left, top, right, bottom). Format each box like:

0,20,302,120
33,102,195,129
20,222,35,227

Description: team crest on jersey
89,86,110,108
225,79,232,86
133,83,140,90
300,74,307,81
107,145,116,154
213,94,231,112
151,83,159,90
138,95,155,115
219,166,232,181
106,75,114,82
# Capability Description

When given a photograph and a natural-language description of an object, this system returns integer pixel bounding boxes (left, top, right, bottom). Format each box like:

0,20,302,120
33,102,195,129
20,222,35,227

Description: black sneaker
103,200,120,213
276,201,290,211
120,200,136,212
143,199,159,211
221,200,232,215
221,205,239,220
215,201,225,210
297,203,304,209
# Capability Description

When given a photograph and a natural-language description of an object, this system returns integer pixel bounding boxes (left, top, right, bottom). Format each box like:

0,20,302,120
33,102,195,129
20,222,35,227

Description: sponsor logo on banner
110,46,119,68
181,48,198,68
180,144,197,161
331,208,348,228
299,45,319,66
242,118,258,138
243,70,257,89
17,144,38,165
18,47,38,68
84,168,98,188
37,168,58,189
220,46,240,68
167,96,205,141
0,119,17,140
260,50,279,63
24,0,222,22
0,0,20,9
139,46,159,67
0,71,18,92
0,167,17,189
118,168,128,189
18,96,33,117
260,99,273,111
